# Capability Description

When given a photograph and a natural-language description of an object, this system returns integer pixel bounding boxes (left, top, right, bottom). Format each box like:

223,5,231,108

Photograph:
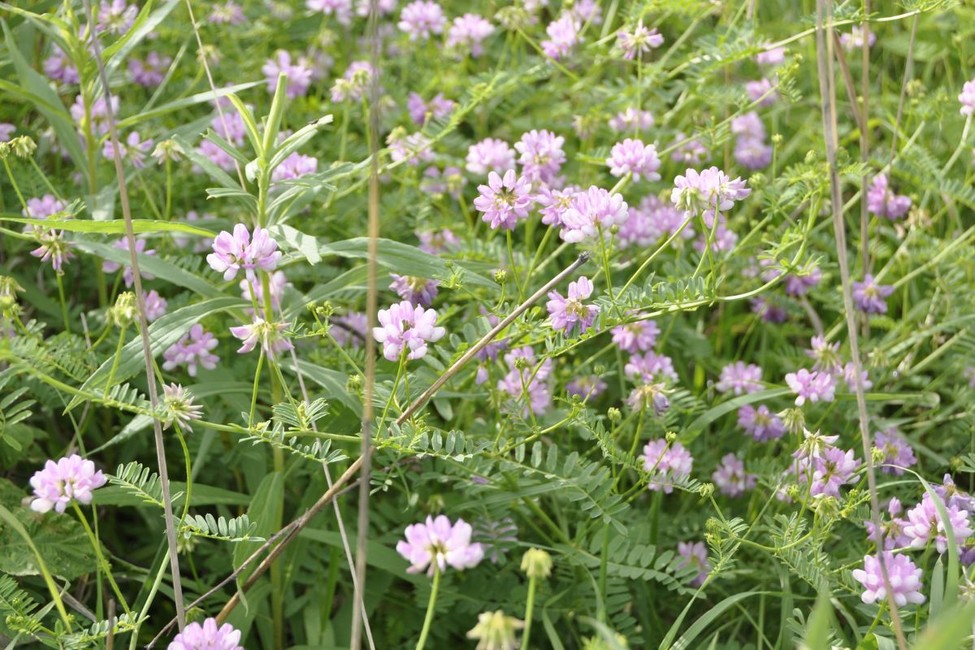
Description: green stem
104,323,128,398
248,349,266,427
73,502,132,617
56,273,71,334
130,551,171,649
415,566,441,650
521,574,538,650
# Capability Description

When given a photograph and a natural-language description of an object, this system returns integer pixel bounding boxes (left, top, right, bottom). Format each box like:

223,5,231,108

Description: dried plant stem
80,0,185,631
350,0,384,645
814,3,907,648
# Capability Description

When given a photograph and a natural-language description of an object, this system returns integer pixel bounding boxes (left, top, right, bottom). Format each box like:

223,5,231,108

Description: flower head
396,515,484,575
466,138,516,176
737,404,786,442
390,274,439,307
161,383,204,433
852,274,895,315
206,224,281,281
230,318,294,357
671,167,750,215
607,138,661,181
546,276,599,335
144,289,168,321
473,170,534,231
566,375,607,400
29,454,107,514
515,129,566,184
102,131,153,169
129,51,172,88
262,50,313,99
785,369,836,406
715,362,763,395
559,186,628,243
903,493,973,553
867,174,912,220
102,237,156,287
616,21,663,60
609,108,654,132
852,552,924,607
497,346,552,416
373,300,446,361
677,541,710,587
960,78,975,116
541,14,580,60
810,446,860,498
712,454,757,497
307,0,353,24
611,319,659,353
874,428,917,475
447,14,494,57
163,325,220,377
467,610,525,650
398,1,445,40
642,439,693,493
167,617,243,650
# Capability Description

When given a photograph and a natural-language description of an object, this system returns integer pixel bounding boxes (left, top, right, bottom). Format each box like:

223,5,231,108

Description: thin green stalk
130,554,171,649
415,566,441,650
73,502,132,618
104,323,128,398
248,348,265,427
56,273,72,334
521,573,539,650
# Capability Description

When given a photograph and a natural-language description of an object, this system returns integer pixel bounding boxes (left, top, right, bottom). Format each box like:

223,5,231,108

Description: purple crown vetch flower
29,454,107,514
473,170,533,231
866,174,911,220
229,318,294,357
607,138,661,181
373,300,446,361
167,617,244,650
546,276,599,335
852,274,895,315
851,552,925,607
396,515,484,576
206,224,281,281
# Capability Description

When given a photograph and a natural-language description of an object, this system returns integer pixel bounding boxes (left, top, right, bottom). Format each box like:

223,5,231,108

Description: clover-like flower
206,224,281,281
29,454,107,514
168,617,243,650
396,515,484,576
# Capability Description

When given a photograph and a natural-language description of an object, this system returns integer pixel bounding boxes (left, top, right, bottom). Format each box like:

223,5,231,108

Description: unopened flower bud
109,291,137,328
521,547,553,579
10,136,37,159
467,610,525,650
494,268,508,284
698,483,714,499
152,139,184,164
607,407,621,423
665,431,678,444
782,407,805,435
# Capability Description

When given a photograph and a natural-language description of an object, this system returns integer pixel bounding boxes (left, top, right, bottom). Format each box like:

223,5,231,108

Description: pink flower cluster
642,439,693,493
866,174,911,220
546,276,599,335
852,552,924,607
373,300,446,361
163,324,220,376
206,224,281,281
396,515,484,576
168,618,243,650
29,454,107,514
